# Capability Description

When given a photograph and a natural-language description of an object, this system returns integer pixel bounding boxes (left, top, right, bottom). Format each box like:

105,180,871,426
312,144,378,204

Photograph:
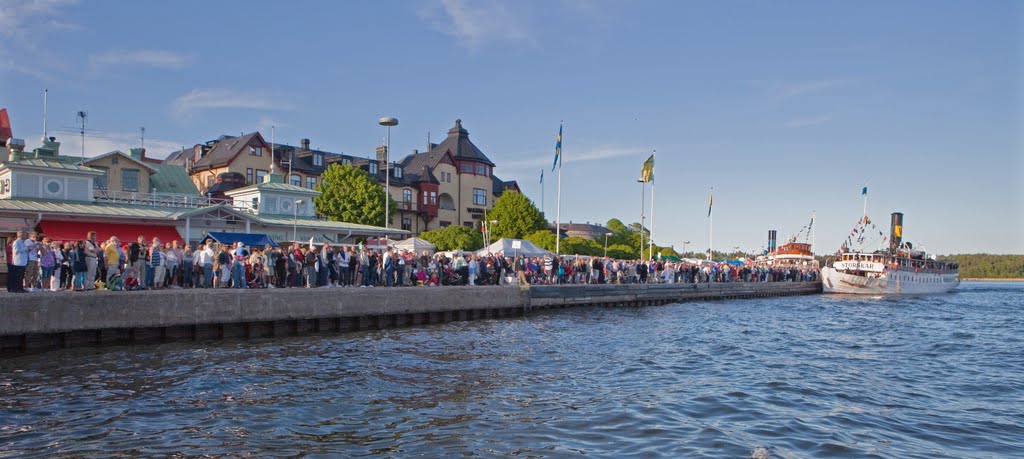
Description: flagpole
639,179,645,260
649,149,655,261
541,170,545,219
555,125,562,256
862,182,868,222
709,187,713,261
811,211,816,254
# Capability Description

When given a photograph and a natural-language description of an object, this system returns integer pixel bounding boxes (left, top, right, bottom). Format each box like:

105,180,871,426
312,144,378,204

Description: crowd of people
4,229,819,293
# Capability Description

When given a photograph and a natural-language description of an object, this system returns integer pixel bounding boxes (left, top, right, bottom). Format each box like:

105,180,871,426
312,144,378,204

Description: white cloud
0,0,79,43
90,50,192,70
784,114,832,128
779,78,854,98
48,130,185,160
171,88,296,119
419,0,533,50
500,145,643,171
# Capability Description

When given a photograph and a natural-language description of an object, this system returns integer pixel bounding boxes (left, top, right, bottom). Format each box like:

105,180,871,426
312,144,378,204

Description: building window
369,162,378,174
394,166,402,178
122,169,140,192
249,146,262,156
403,189,412,204
447,172,452,182
473,188,486,205
246,168,254,185
440,221,451,228
290,174,301,186
430,191,437,205
343,158,352,165
464,221,474,228
307,176,317,189
460,162,473,174
313,153,323,167
111,156,119,164
93,166,108,189
401,217,412,231
251,197,259,209
475,164,486,175
256,169,267,184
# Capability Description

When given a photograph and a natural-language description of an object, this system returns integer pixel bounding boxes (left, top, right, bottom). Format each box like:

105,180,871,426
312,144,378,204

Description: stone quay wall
0,281,821,353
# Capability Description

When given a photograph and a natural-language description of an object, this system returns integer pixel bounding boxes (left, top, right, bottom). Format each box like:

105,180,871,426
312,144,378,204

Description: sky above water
1,0,1021,254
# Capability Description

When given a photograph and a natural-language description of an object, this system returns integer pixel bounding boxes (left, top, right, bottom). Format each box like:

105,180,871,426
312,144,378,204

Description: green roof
2,158,104,173
150,163,200,196
226,181,319,195
0,199,181,219
250,214,408,235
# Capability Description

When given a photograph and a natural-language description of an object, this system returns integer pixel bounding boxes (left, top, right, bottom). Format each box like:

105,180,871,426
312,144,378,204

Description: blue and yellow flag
640,154,654,183
552,124,562,172
707,189,713,218
862,185,868,196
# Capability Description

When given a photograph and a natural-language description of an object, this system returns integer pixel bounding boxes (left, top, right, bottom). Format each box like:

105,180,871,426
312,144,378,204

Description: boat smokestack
768,230,777,253
890,212,904,252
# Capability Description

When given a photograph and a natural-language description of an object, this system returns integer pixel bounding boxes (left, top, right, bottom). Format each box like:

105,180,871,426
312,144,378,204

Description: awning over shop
38,221,183,244
200,231,277,248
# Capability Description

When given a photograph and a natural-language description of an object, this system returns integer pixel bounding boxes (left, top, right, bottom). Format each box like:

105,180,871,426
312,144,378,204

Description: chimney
768,230,777,253
376,145,387,163
890,212,904,252
300,138,310,151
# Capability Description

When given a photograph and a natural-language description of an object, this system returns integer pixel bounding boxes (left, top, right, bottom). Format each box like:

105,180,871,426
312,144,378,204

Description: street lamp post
604,232,613,258
682,240,690,257
378,117,398,230
293,199,305,242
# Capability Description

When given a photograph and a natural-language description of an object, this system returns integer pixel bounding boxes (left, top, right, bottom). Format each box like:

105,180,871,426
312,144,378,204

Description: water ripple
1,282,1022,457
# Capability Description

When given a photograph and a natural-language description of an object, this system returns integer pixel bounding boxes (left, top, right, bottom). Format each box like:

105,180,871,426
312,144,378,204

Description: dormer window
369,162,378,174
249,146,263,156
343,158,352,165
393,166,402,178
313,153,323,167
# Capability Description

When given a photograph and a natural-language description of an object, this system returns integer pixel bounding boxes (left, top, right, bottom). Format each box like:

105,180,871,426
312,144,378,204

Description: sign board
0,176,11,199
511,240,522,249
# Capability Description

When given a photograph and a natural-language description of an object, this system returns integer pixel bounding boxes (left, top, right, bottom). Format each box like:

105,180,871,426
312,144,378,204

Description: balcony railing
93,189,219,208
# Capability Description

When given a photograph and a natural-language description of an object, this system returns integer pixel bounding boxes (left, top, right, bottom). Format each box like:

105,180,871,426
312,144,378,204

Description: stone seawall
0,282,821,353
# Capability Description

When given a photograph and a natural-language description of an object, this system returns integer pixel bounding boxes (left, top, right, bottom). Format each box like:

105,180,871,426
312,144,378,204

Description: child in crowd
124,268,140,291
107,268,124,291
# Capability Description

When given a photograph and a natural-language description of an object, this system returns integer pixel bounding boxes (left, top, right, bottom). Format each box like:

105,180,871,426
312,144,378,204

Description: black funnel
890,212,904,252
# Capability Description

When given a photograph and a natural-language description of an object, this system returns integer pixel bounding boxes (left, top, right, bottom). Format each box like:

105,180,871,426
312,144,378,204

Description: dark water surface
2,282,1022,458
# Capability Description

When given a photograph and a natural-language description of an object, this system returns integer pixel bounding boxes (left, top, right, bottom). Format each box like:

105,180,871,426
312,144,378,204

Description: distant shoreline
963,278,1024,282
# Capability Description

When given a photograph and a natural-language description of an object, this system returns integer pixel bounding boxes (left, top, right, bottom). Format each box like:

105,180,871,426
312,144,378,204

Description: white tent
477,238,552,257
393,237,436,254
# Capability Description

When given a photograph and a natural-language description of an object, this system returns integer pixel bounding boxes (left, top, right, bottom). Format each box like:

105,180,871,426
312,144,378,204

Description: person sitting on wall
124,268,140,291
107,267,124,291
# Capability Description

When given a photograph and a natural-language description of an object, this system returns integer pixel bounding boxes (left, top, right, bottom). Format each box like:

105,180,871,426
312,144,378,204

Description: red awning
38,221,182,244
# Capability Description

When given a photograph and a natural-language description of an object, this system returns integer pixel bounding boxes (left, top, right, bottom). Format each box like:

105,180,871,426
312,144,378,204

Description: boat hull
821,268,959,294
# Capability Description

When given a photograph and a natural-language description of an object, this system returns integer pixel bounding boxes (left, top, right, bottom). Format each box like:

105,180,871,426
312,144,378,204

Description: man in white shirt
9,230,28,293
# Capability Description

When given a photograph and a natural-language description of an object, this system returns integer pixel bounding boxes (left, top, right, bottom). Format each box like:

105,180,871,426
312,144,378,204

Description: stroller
441,266,462,286
247,263,266,289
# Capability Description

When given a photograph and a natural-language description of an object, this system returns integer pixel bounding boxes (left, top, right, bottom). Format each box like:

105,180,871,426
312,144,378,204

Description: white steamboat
822,212,959,294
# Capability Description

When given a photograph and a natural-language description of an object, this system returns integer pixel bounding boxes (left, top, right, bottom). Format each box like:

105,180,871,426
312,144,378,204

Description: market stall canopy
477,238,551,257
392,237,436,254
200,231,277,248
38,221,182,244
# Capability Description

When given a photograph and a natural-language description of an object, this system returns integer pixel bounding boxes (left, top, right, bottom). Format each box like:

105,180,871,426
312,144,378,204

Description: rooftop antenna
42,89,48,143
140,126,145,149
77,110,87,161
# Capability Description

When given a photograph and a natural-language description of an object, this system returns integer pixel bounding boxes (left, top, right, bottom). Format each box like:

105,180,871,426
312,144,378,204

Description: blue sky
1,0,1021,254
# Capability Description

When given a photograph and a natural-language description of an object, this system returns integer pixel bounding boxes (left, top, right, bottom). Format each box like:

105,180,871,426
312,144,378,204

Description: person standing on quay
9,230,28,293
129,235,146,288
104,236,121,287
49,240,63,291
149,238,165,289
83,231,99,290
231,242,247,289
196,242,214,288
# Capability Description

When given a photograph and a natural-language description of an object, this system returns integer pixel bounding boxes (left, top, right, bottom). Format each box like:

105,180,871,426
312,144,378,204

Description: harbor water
1,282,1022,458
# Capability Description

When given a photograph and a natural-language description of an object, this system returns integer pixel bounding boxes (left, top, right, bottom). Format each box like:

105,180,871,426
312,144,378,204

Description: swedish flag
552,124,562,172
641,154,654,183
708,190,713,218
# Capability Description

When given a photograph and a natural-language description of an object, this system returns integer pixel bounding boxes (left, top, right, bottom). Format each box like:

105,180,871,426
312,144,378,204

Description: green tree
314,163,395,227
525,229,557,252
487,191,548,240
606,244,638,260
419,225,483,252
562,236,602,256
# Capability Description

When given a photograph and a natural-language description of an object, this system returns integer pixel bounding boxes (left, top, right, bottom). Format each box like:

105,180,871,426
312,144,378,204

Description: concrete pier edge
0,282,821,353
